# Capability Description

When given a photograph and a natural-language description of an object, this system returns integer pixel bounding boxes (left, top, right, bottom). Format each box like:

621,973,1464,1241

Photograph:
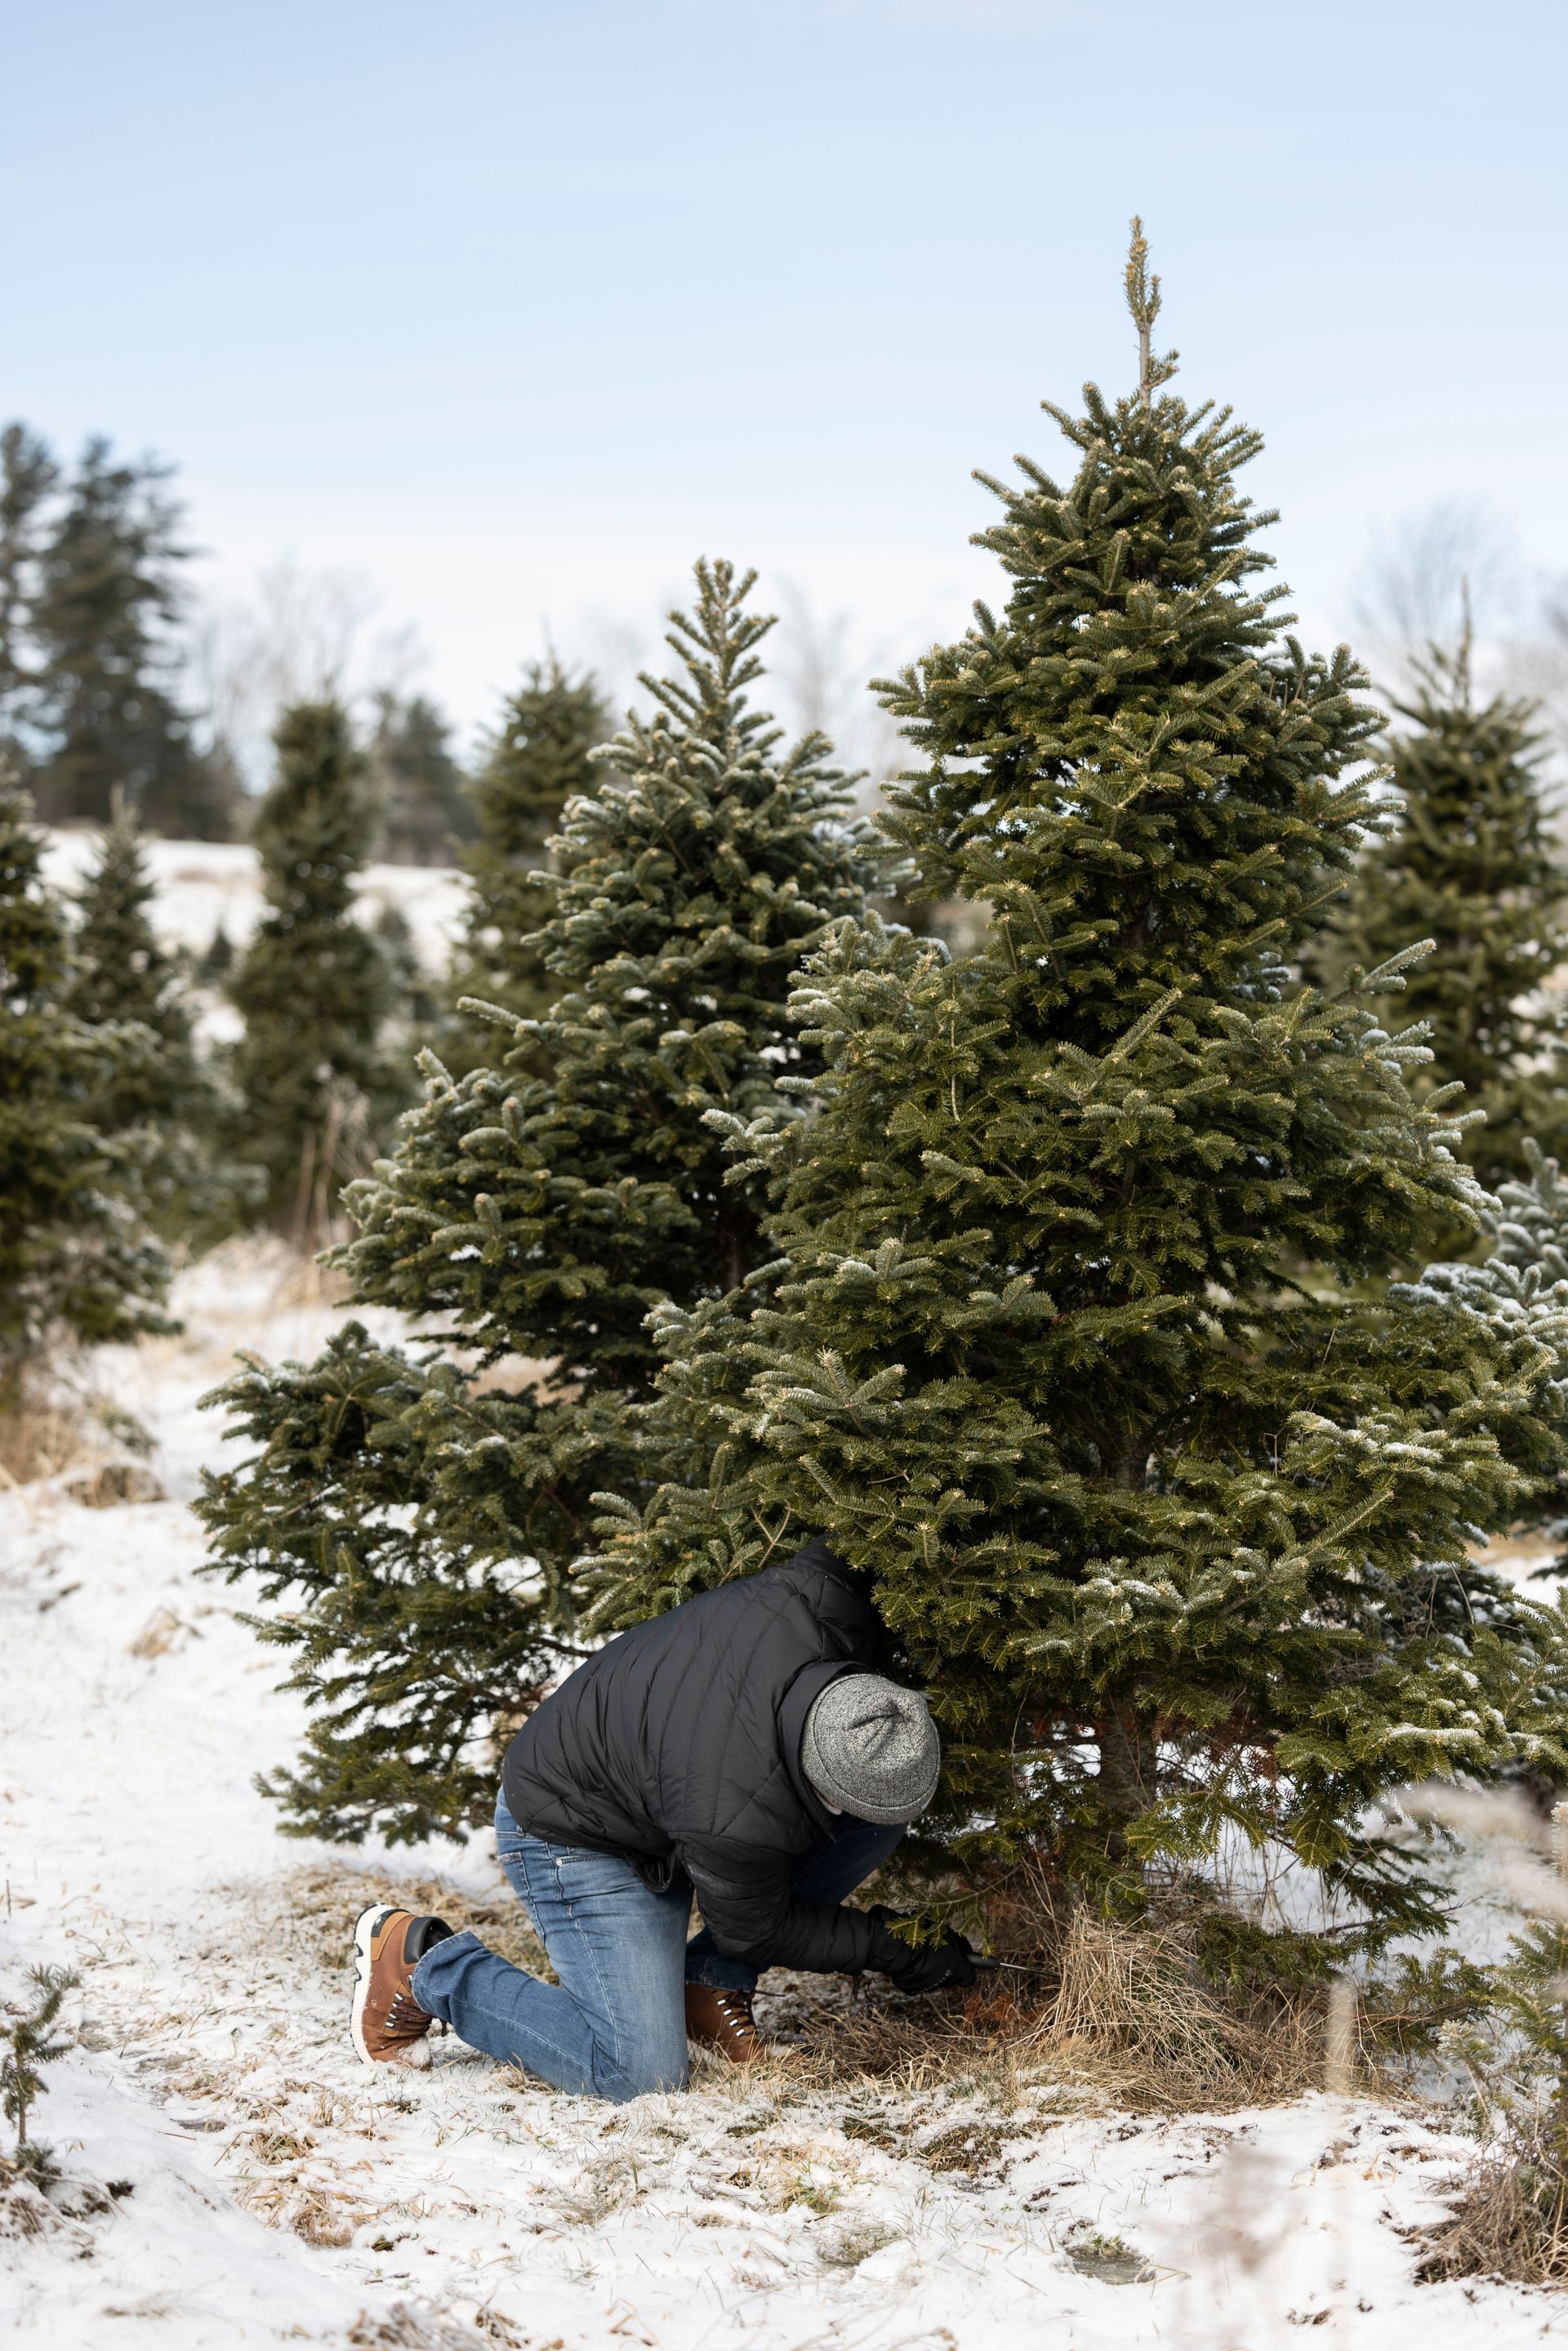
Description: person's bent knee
594,2047,689,2104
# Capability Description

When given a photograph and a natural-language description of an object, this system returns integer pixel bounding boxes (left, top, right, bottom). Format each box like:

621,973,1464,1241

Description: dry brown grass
265,1245,355,1311
234,2169,363,2246
234,2126,316,2167
1417,2124,1568,2286
348,2302,525,2351
279,1859,553,1980
0,2157,56,2240
126,1605,191,1659
1023,1907,1330,2110
743,1904,1336,2116
65,1461,165,1508
0,1351,159,1498
0,1394,96,1488
1471,1529,1561,1568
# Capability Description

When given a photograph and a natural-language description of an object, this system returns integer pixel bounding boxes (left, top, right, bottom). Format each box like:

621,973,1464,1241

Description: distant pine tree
226,701,403,1238
448,658,611,1062
0,773,172,1389
0,425,57,777
197,920,235,984
1330,637,1568,1187
374,897,441,1041
65,795,260,1246
197,563,881,1842
28,436,238,839
366,690,473,866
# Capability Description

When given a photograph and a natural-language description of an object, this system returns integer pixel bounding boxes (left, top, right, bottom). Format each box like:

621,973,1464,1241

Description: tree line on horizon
0,418,479,860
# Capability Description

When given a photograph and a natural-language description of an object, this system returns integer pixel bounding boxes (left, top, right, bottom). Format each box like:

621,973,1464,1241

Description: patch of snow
0,1249,1560,2346
39,830,469,977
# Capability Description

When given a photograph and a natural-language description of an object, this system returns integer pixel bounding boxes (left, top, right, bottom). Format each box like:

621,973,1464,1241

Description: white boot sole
350,1904,399,2068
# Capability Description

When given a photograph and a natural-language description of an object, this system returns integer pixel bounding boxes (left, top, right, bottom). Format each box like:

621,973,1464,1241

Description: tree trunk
1098,1696,1157,1862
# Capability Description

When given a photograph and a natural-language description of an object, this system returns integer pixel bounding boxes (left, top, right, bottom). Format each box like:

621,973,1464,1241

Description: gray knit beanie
800,1674,941,1825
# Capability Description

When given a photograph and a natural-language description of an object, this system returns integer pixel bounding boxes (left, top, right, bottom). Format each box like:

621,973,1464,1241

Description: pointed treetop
1455,575,1474,706
641,557,772,744
1124,215,1178,403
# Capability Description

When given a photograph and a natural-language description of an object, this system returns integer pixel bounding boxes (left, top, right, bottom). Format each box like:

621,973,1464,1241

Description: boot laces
385,1987,433,2038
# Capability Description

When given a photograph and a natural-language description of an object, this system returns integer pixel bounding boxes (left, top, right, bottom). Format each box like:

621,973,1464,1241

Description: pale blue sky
7,0,1565,752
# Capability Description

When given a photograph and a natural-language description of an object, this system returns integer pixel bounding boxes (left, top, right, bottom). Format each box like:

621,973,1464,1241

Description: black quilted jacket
501,1537,906,1974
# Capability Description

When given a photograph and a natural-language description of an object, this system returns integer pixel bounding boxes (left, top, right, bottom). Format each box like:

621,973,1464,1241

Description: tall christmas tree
226,701,402,1236
1330,637,1567,1187
448,657,610,1062
592,232,1568,1941
0,773,172,1390
65,795,260,1247
197,563,880,1841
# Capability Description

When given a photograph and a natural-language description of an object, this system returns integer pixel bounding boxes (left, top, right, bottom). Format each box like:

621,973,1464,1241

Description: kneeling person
350,1537,976,2099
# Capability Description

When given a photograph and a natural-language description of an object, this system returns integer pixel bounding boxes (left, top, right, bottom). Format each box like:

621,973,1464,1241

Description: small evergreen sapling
198,563,881,1841
226,701,404,1236
2,1964,77,2179
595,230,1568,1939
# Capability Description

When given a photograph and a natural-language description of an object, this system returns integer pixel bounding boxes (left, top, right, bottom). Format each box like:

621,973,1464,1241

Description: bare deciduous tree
189,555,430,793
772,579,902,804
1351,496,1523,680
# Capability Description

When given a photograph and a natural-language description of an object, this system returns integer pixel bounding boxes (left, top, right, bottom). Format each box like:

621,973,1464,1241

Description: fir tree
226,701,402,1236
374,898,442,1044
1331,638,1567,1187
29,436,238,838
197,921,234,984
448,657,610,1061
65,795,260,1245
0,773,172,1387
0,424,57,773
591,232,1568,1941
1413,1140,1568,1562
197,563,880,1841
366,690,473,866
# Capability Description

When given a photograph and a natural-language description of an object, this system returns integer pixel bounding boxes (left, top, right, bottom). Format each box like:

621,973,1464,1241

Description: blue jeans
410,1792,903,2102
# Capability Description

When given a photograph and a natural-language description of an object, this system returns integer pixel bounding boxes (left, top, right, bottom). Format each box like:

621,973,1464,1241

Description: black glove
866,1907,978,1995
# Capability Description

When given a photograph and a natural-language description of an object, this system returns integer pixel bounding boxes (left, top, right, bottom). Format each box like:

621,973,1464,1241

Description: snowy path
1,1253,1562,2349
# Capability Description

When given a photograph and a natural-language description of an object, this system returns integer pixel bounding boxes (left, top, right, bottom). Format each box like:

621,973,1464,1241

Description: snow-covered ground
2,1253,1565,2349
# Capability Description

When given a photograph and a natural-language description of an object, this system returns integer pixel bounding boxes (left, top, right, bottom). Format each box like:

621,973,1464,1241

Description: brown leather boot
350,1905,451,2068
684,1982,764,2063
